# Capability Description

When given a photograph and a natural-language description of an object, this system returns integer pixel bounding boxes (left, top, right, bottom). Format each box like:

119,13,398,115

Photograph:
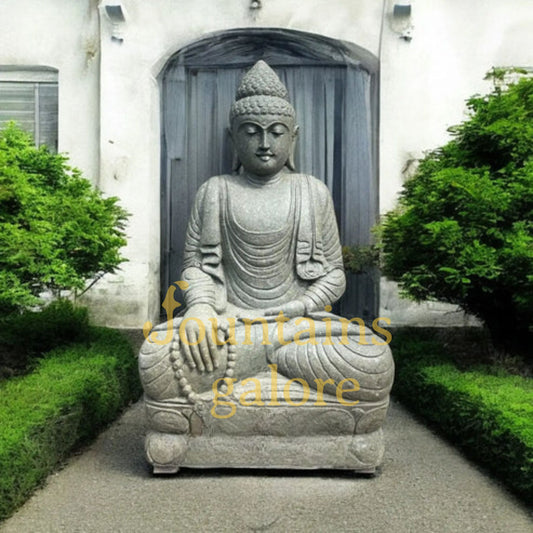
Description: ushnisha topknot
230,60,296,122
236,60,290,101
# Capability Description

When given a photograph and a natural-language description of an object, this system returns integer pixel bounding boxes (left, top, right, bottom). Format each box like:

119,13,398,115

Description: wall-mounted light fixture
391,1,413,42
250,0,262,10
105,4,126,43
393,1,412,18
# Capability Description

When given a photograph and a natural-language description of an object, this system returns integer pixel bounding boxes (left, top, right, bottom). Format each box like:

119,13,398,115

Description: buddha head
229,60,299,177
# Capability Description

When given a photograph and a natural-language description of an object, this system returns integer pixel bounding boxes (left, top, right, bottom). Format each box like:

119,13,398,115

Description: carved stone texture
140,60,394,473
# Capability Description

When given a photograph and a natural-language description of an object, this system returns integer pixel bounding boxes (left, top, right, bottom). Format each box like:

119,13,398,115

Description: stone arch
159,28,379,320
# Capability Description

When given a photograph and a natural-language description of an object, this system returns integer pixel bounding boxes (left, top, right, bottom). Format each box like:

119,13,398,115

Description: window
0,67,58,151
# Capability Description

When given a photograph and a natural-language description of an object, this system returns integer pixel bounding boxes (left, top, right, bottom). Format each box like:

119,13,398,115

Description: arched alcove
160,29,379,320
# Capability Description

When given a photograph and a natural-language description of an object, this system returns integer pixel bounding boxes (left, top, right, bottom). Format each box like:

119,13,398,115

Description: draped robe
181,172,346,314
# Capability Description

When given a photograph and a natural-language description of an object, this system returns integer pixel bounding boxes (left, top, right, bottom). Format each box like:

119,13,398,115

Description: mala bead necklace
169,331,237,403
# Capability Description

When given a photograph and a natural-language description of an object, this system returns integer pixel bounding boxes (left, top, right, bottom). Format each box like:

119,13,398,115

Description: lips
256,152,274,162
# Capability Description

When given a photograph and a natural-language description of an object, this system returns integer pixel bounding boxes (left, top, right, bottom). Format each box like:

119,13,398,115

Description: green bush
0,300,90,372
342,245,379,274
0,328,141,520
0,123,128,314
392,329,533,503
381,73,533,350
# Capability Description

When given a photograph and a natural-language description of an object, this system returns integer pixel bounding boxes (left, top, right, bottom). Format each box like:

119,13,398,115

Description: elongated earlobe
228,126,241,172
287,153,296,171
286,125,299,171
232,152,241,172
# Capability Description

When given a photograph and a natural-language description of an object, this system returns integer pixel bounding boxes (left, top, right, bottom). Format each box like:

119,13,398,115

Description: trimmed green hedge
392,330,533,503
0,300,91,374
0,328,141,521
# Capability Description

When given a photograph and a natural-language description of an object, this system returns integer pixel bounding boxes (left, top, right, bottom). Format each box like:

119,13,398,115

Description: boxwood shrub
392,329,533,504
0,300,91,375
381,73,533,353
0,327,141,520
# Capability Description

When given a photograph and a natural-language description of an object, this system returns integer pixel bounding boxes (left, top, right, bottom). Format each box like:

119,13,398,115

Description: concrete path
1,401,531,533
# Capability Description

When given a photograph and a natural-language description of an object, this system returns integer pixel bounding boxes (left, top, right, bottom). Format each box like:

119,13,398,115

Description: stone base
145,430,383,474
143,371,389,474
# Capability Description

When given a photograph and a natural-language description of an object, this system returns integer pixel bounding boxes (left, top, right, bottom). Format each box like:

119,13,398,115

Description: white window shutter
0,80,58,151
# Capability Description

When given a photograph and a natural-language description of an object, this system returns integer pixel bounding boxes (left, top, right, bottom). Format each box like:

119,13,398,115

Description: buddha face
231,115,297,178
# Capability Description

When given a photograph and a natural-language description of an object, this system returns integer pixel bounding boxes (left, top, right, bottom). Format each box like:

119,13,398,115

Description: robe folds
181,172,346,314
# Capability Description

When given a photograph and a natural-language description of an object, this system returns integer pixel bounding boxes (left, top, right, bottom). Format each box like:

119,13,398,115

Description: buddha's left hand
263,300,305,319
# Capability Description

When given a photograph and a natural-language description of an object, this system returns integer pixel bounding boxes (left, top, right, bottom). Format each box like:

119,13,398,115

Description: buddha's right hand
180,304,224,372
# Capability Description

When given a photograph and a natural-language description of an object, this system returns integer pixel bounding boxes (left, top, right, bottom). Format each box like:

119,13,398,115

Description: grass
391,328,533,504
0,327,141,521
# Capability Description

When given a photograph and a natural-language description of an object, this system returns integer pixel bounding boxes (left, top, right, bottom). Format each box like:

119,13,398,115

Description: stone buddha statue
140,60,394,474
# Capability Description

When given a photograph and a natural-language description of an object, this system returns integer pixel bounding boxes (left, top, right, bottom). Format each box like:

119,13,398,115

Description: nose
259,129,270,149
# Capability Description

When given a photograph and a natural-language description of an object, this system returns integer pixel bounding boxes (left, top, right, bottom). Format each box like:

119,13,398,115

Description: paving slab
1,400,531,533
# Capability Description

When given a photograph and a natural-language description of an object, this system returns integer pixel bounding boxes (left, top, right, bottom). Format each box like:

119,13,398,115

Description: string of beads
169,332,237,402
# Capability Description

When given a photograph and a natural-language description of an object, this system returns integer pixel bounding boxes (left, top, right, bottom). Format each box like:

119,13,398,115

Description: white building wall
0,0,532,327
0,0,100,182
380,0,533,214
